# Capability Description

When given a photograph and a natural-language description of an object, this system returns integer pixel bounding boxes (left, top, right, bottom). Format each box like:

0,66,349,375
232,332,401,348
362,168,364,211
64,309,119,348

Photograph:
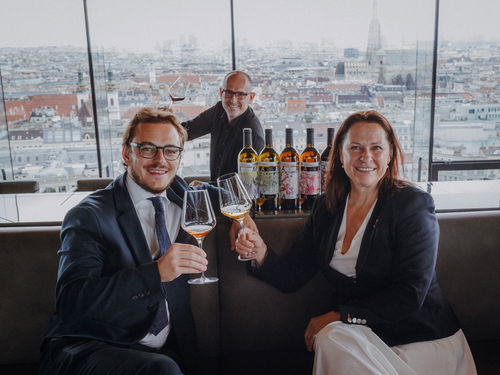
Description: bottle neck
265,131,273,147
327,128,334,146
306,129,314,147
243,130,252,148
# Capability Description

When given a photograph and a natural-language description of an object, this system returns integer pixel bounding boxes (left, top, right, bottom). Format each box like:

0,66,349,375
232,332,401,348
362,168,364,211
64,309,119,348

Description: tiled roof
5,94,78,122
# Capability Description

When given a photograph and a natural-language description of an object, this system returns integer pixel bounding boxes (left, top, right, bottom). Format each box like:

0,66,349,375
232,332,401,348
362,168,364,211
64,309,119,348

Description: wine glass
217,172,254,261
181,189,218,284
168,76,189,106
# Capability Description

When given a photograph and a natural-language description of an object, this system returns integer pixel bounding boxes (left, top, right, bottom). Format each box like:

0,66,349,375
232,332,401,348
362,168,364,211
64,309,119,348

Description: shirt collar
126,174,170,207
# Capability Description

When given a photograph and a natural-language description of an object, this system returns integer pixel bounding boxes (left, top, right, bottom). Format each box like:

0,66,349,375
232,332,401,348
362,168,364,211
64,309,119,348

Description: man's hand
156,243,208,282
229,213,258,250
304,311,340,352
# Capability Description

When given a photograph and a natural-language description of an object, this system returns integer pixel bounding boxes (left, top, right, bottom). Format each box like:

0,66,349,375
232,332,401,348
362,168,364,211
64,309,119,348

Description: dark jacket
252,184,460,346
183,101,264,182
43,173,198,370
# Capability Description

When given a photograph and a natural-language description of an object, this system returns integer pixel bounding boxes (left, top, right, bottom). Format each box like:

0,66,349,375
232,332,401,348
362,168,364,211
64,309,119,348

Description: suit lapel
322,198,345,267
355,194,386,275
113,174,152,265
319,193,384,281
320,197,353,282
167,176,192,243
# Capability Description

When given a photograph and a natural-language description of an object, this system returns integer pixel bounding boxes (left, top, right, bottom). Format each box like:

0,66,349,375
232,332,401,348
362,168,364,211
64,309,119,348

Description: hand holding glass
217,173,254,261
181,190,218,284
169,76,189,106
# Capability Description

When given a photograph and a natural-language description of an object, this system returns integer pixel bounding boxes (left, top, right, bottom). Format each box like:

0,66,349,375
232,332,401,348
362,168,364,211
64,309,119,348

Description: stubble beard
129,166,174,195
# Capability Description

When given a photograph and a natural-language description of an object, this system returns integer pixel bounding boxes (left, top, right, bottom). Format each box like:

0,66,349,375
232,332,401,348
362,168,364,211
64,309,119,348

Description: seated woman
235,111,476,375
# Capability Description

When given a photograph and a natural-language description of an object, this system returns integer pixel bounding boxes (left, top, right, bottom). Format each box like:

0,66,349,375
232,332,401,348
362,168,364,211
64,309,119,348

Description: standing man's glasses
222,89,250,99
129,142,183,161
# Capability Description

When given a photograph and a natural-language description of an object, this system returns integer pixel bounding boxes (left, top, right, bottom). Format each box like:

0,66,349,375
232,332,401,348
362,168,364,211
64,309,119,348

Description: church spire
366,0,382,66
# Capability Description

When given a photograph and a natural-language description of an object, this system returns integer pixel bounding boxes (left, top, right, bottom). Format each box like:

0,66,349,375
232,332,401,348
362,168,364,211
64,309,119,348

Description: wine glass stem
197,238,206,280
239,219,245,232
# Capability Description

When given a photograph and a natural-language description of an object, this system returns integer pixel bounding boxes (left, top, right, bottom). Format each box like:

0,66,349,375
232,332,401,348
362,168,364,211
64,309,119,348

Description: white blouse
329,195,377,278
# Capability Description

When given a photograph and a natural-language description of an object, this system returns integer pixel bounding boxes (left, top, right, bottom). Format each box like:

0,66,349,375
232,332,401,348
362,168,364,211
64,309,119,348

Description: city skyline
1,0,499,189
2,0,499,52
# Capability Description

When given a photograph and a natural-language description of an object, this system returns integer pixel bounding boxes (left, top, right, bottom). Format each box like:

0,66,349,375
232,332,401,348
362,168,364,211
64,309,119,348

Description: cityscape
1,2,499,192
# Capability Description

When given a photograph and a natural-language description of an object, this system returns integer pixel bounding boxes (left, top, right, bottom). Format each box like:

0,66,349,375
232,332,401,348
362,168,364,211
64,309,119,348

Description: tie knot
148,196,164,214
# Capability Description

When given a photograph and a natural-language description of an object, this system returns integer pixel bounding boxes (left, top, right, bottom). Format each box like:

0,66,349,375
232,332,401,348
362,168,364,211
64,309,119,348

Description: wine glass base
188,276,218,285
238,255,254,262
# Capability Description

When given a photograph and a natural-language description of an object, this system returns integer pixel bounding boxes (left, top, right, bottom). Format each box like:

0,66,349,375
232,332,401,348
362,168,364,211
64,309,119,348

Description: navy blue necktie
148,196,171,335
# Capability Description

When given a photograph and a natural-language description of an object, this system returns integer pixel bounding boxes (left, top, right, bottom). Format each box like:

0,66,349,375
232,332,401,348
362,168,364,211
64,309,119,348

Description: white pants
313,322,477,375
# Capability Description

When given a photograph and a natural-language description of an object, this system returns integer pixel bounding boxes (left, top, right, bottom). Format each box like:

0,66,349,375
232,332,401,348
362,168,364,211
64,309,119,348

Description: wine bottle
300,128,321,210
258,129,279,212
238,128,259,208
321,127,335,192
279,128,299,211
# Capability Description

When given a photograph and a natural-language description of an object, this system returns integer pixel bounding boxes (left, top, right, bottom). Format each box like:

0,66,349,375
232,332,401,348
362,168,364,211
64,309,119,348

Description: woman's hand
235,228,267,264
304,311,340,352
229,214,258,250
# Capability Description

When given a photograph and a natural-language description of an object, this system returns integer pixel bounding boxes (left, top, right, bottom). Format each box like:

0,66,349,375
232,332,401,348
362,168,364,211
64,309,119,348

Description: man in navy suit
39,108,213,374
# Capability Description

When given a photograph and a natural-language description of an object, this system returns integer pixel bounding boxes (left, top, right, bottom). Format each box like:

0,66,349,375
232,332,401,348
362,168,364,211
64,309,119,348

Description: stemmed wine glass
181,190,218,284
217,172,254,261
168,76,189,107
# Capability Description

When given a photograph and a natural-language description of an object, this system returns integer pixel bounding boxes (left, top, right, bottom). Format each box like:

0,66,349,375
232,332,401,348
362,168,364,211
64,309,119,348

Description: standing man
39,108,210,375
183,70,264,182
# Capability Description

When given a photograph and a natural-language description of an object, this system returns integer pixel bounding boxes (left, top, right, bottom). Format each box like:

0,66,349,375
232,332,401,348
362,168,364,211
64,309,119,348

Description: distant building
335,61,369,81
344,48,360,59
106,70,121,121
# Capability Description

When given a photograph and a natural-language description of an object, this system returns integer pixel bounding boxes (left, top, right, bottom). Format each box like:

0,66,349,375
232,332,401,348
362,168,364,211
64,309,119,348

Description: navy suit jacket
44,173,199,369
253,184,460,346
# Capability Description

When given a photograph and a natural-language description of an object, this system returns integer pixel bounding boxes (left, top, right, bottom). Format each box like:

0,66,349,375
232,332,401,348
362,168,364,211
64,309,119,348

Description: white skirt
313,322,477,375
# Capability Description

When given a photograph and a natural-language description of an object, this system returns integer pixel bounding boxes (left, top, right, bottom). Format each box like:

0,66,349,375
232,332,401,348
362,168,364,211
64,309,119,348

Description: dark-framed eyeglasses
129,142,183,161
222,89,250,100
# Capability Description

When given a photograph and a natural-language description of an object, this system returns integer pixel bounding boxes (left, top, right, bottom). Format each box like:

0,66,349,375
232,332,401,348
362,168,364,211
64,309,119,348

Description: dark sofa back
1,210,499,370
215,211,500,358
435,211,500,342
0,226,60,365
0,225,220,365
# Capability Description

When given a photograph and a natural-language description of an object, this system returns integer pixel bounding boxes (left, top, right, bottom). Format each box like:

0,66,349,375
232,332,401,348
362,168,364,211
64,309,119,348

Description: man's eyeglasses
222,89,250,100
129,142,183,161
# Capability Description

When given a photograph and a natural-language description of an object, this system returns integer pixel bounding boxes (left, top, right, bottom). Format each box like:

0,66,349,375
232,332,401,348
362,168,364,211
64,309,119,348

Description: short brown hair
122,107,187,147
324,110,406,213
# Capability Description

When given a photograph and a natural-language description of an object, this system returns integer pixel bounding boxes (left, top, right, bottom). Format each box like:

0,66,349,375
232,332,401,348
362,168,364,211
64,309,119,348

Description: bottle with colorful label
321,127,335,193
258,129,279,212
279,128,299,211
238,128,259,206
300,128,321,210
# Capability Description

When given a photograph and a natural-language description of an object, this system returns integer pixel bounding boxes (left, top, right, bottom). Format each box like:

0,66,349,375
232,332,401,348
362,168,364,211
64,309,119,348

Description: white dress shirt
126,175,181,348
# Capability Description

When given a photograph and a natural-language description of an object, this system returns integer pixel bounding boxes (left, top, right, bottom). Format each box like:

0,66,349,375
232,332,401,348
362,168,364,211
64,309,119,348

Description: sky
1,0,499,52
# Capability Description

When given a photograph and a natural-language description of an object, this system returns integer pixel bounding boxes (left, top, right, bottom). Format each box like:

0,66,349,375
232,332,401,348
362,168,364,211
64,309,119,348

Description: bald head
220,71,255,121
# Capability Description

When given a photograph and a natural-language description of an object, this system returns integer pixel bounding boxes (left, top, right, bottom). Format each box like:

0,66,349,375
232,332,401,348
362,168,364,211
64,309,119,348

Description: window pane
86,0,232,178
235,0,435,181
0,0,95,191
437,168,500,182
434,0,500,179
0,70,11,180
